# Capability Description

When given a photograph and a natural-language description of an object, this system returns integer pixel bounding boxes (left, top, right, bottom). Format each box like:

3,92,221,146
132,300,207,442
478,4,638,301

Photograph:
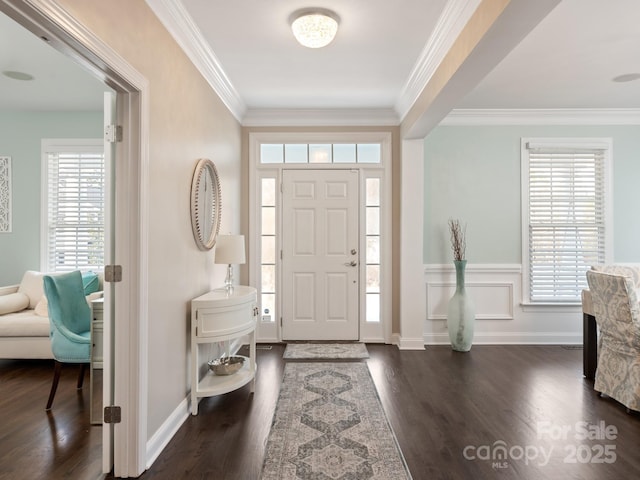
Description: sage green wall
0,110,102,285
423,124,640,264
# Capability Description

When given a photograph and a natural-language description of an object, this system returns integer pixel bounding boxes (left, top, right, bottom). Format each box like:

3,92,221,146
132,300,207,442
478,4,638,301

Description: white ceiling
1,0,639,127
0,10,107,111
178,0,449,111
457,0,640,110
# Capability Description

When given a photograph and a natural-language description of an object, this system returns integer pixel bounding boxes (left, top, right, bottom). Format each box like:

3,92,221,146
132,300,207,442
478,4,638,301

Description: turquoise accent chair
43,271,91,410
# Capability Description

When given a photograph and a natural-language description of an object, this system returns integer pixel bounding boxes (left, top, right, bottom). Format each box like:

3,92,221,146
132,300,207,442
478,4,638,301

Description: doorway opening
0,1,148,477
249,132,392,344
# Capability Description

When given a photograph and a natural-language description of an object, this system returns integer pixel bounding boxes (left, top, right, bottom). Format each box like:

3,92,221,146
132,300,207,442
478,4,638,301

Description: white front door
282,169,360,340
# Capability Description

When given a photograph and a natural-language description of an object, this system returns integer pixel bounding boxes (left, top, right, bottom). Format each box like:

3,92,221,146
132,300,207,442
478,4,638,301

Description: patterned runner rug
283,342,369,360
261,362,412,479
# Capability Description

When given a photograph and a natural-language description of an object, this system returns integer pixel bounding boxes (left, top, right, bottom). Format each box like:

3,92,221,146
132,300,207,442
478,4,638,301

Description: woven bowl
208,356,245,375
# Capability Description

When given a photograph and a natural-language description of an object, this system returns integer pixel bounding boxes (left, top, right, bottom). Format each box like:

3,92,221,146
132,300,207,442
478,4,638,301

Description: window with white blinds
522,138,612,303
42,139,105,272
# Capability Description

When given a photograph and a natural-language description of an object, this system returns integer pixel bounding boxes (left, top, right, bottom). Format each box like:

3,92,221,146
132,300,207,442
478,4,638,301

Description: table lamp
214,235,246,293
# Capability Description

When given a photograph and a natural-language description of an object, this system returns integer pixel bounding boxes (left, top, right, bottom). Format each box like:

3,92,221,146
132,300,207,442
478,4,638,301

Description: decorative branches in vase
449,218,466,261
446,219,475,352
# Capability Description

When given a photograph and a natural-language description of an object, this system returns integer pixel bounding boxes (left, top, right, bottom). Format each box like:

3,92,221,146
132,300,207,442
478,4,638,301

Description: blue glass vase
447,260,475,352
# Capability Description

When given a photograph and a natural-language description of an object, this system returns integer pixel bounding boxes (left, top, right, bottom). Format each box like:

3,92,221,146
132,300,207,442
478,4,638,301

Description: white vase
446,260,475,352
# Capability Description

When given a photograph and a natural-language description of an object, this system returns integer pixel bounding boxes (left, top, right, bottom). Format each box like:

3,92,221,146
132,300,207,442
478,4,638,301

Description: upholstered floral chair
586,268,640,412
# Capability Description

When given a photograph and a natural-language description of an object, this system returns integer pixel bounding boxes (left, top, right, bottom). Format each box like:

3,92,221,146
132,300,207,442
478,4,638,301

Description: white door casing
0,1,151,476
249,131,392,345
1,0,153,475
102,91,116,473
282,169,360,340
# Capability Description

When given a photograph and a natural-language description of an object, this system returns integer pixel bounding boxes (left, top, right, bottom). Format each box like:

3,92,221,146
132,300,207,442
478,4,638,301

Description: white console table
190,286,258,415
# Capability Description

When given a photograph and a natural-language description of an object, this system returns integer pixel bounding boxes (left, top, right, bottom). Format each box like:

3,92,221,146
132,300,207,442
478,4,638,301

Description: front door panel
282,169,359,340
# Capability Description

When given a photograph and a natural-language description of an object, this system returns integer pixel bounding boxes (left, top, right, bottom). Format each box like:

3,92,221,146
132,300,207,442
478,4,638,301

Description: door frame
0,0,149,476
248,131,392,344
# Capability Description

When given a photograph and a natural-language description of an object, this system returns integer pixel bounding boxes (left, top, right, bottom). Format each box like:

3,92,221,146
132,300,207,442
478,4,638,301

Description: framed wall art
0,156,11,233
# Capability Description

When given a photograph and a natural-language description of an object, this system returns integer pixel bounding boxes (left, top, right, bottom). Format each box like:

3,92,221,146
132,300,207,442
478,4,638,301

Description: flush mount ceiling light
290,8,340,49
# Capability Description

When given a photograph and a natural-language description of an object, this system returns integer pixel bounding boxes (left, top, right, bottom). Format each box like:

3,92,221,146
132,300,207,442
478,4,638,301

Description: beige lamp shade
214,235,246,265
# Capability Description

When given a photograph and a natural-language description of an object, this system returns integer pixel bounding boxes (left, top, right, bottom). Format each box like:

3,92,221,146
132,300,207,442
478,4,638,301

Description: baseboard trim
424,332,582,345
146,397,189,470
396,336,426,350
145,338,247,469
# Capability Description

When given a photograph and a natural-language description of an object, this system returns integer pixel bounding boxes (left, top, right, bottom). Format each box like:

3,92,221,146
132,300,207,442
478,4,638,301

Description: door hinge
104,124,123,143
280,317,283,327
104,265,123,283
104,405,121,424
280,250,283,260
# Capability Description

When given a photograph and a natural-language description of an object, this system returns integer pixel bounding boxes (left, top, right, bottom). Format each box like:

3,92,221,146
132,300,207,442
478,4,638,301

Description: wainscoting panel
425,264,519,322
427,281,514,320
423,264,583,345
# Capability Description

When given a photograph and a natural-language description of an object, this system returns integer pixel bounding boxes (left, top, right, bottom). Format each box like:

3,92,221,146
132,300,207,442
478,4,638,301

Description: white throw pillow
34,291,103,317
86,292,103,303
34,296,49,317
17,271,45,309
0,292,30,315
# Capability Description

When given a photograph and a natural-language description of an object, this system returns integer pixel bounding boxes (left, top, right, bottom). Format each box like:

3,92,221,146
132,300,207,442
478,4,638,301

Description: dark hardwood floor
0,358,102,480
2,345,639,479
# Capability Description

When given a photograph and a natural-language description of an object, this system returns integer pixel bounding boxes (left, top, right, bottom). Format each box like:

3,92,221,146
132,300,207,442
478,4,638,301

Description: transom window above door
260,143,381,164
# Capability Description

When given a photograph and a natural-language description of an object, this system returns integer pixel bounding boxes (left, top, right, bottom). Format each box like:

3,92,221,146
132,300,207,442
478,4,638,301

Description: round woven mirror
190,158,221,250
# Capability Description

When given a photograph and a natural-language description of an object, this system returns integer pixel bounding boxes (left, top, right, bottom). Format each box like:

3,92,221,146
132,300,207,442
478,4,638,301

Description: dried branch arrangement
448,218,466,261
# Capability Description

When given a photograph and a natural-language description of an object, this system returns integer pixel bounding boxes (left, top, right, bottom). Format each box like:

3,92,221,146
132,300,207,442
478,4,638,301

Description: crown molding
242,108,400,127
440,108,640,125
395,0,481,121
145,0,246,122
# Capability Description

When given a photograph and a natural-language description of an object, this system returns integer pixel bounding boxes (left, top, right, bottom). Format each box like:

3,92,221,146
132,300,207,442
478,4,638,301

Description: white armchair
586,267,640,412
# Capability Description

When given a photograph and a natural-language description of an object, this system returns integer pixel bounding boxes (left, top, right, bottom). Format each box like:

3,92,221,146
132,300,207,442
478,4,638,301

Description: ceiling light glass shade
290,9,339,48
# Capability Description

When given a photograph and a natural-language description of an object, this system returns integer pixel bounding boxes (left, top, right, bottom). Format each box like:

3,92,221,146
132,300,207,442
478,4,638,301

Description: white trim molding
146,398,189,469
424,263,583,345
145,0,246,122
398,139,426,350
442,108,640,126
244,107,640,128
395,0,481,120
427,281,514,320
242,108,399,127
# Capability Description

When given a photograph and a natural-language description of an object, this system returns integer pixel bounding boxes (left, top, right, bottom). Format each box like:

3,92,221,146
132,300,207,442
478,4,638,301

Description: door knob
351,249,357,255
344,260,357,267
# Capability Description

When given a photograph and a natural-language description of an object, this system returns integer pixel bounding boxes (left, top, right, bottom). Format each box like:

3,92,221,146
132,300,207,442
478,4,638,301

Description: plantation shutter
526,143,606,302
46,149,105,272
